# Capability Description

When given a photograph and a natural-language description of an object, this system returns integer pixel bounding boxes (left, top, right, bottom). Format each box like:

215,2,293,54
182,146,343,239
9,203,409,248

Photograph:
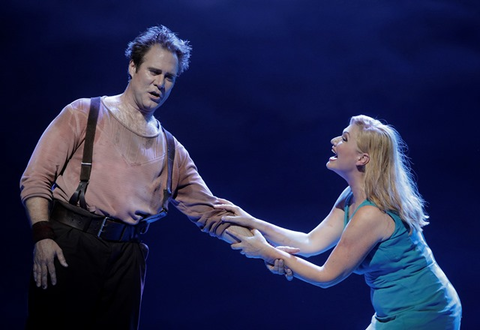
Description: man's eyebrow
342,131,350,136
148,67,177,77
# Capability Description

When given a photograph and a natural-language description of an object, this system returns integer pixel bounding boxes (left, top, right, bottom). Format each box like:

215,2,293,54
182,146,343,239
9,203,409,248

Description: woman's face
326,124,366,177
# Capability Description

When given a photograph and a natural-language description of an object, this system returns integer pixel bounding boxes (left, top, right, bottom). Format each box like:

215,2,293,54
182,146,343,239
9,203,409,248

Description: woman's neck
347,177,367,205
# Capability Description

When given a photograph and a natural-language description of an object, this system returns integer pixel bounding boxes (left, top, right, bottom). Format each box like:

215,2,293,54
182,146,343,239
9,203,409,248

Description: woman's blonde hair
351,115,429,232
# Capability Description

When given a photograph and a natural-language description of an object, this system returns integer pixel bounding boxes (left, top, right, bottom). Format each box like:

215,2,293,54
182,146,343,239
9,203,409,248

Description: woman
217,115,462,329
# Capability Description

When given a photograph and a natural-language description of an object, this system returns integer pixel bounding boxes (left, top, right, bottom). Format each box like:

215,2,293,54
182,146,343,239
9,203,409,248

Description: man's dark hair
125,25,192,77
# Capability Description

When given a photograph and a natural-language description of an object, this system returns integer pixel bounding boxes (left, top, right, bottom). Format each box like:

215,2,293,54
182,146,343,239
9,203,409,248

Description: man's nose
155,76,166,90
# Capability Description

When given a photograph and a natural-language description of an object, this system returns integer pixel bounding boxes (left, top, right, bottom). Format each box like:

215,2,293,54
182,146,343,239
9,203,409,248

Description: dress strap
344,191,371,226
349,200,371,220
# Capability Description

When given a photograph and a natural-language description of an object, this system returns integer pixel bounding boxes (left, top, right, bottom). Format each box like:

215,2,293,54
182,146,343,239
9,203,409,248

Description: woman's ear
357,153,370,166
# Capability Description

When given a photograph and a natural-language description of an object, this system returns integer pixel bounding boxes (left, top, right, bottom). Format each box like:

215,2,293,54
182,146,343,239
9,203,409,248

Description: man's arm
169,141,253,240
25,196,51,224
219,223,253,243
24,197,68,289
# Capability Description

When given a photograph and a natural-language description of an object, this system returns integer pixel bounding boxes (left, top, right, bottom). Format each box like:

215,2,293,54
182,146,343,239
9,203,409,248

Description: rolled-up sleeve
169,141,232,239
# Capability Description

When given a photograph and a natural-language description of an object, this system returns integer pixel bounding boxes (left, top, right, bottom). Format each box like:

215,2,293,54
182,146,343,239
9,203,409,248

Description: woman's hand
215,198,257,228
224,228,273,260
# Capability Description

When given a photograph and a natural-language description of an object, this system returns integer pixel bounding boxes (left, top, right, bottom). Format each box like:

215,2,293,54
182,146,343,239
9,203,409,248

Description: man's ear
128,60,137,78
357,153,370,166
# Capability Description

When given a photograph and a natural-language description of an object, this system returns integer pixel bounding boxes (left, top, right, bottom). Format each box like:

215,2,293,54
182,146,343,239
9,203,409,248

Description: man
20,25,250,330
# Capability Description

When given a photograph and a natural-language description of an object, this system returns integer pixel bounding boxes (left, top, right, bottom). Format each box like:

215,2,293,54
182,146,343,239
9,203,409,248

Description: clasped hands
215,199,299,281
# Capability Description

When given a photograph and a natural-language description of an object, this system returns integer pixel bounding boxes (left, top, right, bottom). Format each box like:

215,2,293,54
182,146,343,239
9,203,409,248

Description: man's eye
342,136,347,141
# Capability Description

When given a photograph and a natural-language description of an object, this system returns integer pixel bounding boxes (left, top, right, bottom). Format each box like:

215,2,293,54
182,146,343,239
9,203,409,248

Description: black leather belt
50,200,149,242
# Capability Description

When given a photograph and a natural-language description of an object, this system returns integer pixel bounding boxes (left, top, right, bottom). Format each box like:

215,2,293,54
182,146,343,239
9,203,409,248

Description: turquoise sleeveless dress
344,195,462,329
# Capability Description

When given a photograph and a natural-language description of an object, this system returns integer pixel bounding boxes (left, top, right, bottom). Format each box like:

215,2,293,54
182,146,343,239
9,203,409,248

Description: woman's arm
217,187,350,257
225,205,392,288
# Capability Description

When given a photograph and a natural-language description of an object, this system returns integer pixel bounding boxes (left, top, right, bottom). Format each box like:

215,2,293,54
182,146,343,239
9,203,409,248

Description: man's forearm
221,224,253,243
24,197,51,226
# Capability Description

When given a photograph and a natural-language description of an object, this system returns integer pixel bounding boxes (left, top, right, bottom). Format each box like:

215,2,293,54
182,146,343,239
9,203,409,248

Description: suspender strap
69,97,101,209
68,97,176,222
68,96,175,221
134,128,176,226
161,128,175,211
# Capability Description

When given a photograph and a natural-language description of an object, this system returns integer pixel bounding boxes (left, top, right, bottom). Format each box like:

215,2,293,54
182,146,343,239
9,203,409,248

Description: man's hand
33,239,68,289
265,246,299,281
266,258,295,281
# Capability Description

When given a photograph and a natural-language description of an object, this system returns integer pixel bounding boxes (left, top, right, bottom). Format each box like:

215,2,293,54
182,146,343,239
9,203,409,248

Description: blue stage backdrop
2,1,479,329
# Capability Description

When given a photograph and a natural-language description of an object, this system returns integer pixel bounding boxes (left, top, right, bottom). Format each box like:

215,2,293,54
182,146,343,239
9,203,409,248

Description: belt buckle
96,217,109,237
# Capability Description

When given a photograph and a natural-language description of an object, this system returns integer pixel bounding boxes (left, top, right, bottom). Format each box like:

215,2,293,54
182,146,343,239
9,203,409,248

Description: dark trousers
26,221,149,330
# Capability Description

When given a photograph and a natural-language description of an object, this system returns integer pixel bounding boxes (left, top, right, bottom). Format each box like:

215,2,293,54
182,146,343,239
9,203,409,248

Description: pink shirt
20,97,230,237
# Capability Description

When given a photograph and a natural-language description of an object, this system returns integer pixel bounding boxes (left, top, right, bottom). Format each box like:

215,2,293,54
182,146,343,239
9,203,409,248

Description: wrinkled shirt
20,97,231,237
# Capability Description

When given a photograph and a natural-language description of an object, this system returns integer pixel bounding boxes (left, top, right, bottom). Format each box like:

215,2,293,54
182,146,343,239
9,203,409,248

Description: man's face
128,44,179,112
